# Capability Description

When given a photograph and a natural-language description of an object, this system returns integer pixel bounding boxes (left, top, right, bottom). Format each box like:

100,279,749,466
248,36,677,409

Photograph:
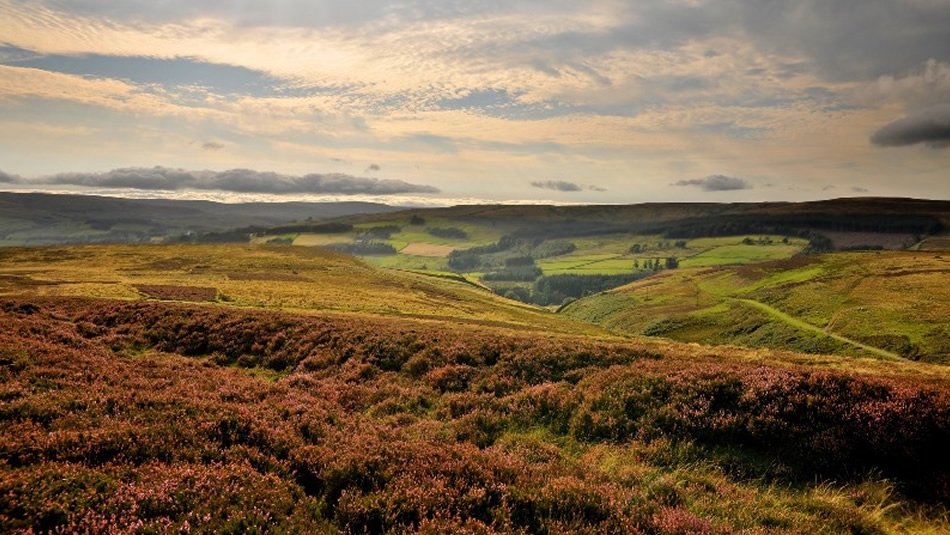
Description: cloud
870,104,950,148
531,180,583,192
673,175,752,192
852,186,869,193
528,180,607,193
201,141,224,151
365,163,381,173
36,166,440,195
0,170,21,183
864,59,950,110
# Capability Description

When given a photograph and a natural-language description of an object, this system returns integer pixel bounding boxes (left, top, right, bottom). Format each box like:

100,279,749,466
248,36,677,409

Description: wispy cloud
673,175,751,192
33,167,440,195
365,163,381,173
0,1,949,202
0,170,21,183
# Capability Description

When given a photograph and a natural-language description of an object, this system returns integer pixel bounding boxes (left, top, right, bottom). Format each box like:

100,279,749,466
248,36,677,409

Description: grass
0,244,601,334
680,242,808,268
286,220,808,282
564,251,950,363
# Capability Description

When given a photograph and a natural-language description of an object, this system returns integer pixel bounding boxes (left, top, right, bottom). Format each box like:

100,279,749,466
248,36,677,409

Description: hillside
256,197,950,308
563,251,950,364
0,244,592,333
0,192,400,246
3,291,950,533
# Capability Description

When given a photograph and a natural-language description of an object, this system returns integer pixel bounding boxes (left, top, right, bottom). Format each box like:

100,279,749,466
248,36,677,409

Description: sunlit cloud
0,0,948,202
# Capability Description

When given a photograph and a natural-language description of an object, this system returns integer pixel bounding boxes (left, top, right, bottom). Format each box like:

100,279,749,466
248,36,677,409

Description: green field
563,251,950,364
679,239,808,267
284,217,809,283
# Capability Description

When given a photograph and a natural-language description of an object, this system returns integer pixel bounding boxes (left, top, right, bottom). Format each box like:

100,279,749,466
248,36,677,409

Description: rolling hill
0,244,594,333
563,251,950,364
0,192,401,246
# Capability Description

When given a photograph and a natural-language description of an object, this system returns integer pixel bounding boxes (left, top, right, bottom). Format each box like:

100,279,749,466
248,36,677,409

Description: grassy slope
0,244,596,334
563,251,950,363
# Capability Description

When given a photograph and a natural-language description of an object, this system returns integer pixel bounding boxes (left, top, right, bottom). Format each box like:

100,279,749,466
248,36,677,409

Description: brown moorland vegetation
2,296,950,533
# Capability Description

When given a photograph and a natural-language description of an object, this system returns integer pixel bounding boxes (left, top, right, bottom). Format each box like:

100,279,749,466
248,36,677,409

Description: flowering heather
1,297,949,533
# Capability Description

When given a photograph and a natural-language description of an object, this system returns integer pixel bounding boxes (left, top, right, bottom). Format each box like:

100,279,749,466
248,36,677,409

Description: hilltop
0,244,591,333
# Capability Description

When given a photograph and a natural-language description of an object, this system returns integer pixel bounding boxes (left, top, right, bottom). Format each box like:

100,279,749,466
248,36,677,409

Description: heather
2,297,949,533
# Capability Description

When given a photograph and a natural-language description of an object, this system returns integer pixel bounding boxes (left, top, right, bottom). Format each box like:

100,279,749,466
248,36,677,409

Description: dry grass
134,284,218,302
399,242,459,257
0,244,601,335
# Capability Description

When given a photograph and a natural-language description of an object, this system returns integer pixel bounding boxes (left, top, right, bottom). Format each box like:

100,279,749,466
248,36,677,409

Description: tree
665,256,679,269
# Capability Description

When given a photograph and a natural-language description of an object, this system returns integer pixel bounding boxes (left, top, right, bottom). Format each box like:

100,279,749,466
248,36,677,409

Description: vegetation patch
2,297,949,533
399,243,458,257
134,284,218,302
227,271,313,282
566,251,950,363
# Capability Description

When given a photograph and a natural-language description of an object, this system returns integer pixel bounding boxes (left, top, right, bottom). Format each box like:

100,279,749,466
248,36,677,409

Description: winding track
730,297,903,361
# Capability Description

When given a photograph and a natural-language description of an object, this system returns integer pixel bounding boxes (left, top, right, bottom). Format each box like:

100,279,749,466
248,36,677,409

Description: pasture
564,251,950,364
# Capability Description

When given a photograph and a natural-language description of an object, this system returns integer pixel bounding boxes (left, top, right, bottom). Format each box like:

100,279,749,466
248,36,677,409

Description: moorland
2,195,950,533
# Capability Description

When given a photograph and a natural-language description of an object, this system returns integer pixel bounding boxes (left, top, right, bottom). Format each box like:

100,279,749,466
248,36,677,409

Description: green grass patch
681,243,806,268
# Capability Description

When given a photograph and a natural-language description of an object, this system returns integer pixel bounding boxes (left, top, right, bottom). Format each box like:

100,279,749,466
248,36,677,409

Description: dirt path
730,298,903,361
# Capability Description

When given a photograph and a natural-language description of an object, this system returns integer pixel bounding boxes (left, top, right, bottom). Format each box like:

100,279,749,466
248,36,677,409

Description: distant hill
307,197,950,255
0,192,402,246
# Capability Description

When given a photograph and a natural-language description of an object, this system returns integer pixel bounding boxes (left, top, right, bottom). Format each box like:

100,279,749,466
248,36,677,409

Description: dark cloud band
30,166,440,195
529,180,606,192
870,105,950,149
673,175,751,191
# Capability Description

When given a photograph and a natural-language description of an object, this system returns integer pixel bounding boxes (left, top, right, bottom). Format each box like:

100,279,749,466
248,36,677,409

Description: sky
0,0,948,206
